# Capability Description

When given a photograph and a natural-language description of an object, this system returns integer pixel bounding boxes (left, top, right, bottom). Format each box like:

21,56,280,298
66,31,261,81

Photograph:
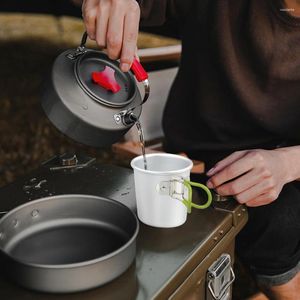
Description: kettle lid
75,51,136,108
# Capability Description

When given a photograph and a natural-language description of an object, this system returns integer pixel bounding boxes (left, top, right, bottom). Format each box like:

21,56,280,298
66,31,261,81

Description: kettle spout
114,110,138,126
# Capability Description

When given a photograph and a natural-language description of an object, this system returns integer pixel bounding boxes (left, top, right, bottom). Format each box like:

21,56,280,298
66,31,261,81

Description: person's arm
206,146,300,207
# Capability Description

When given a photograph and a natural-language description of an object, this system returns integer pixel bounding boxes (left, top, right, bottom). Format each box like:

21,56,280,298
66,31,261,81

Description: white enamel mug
131,153,212,228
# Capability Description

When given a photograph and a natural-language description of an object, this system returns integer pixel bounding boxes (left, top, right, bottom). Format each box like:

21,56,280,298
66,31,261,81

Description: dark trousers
236,181,300,278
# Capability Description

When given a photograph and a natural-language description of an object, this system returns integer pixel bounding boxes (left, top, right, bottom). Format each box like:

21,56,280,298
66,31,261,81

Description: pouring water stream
135,120,148,170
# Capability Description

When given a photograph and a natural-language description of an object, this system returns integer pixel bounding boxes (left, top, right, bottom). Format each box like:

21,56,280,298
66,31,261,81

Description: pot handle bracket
66,32,89,60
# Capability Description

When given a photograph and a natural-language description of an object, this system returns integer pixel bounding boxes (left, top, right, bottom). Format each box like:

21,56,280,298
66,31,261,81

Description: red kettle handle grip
80,33,148,81
130,58,148,82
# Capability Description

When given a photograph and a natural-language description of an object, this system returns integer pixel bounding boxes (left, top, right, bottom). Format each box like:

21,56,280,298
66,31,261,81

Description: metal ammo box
0,154,247,299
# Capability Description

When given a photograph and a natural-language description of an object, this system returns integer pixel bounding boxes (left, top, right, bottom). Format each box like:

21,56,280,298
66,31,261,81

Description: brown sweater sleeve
137,0,193,26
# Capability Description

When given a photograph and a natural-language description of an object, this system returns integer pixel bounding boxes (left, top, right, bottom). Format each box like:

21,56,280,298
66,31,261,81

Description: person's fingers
207,153,255,188
244,190,279,207
95,0,110,48
206,150,248,176
82,0,98,14
215,168,265,196
106,1,125,60
82,0,99,40
135,46,140,62
83,0,141,66
234,178,277,204
120,2,140,72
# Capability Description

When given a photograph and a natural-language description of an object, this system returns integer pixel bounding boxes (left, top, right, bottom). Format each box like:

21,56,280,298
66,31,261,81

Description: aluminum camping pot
41,32,150,147
0,195,139,293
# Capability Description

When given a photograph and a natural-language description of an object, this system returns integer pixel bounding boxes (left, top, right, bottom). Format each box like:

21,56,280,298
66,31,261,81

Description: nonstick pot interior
0,195,139,293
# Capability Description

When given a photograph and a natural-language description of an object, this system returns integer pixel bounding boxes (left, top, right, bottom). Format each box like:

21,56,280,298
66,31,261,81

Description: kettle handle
80,32,148,82
131,58,148,82
80,31,88,48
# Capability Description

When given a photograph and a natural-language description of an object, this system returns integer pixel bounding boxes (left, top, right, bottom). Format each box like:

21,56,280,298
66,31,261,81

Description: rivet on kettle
114,114,122,124
31,209,39,218
12,219,19,227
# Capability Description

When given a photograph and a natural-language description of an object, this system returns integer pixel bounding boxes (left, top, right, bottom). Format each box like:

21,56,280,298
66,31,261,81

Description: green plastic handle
182,180,212,213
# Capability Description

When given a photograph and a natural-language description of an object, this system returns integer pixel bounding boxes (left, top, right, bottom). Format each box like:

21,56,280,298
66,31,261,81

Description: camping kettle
41,32,149,147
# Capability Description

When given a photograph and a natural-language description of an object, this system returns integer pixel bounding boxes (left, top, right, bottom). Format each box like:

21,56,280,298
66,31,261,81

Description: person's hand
82,0,140,72
206,149,292,207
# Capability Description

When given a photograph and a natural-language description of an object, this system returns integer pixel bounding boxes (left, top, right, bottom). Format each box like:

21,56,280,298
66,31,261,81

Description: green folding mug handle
182,180,212,213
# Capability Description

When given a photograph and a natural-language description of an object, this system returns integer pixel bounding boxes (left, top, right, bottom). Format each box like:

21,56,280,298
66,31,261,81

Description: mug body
131,153,193,228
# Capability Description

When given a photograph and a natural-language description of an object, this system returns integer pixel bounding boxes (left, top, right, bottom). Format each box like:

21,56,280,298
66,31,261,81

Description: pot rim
0,194,139,269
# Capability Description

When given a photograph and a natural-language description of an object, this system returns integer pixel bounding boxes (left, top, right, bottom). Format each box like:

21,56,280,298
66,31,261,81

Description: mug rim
131,153,193,175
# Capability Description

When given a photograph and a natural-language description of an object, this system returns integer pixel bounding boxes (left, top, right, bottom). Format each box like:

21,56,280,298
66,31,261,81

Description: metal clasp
66,46,87,60
42,153,95,171
208,267,235,300
66,32,88,60
157,178,187,201
213,192,230,202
